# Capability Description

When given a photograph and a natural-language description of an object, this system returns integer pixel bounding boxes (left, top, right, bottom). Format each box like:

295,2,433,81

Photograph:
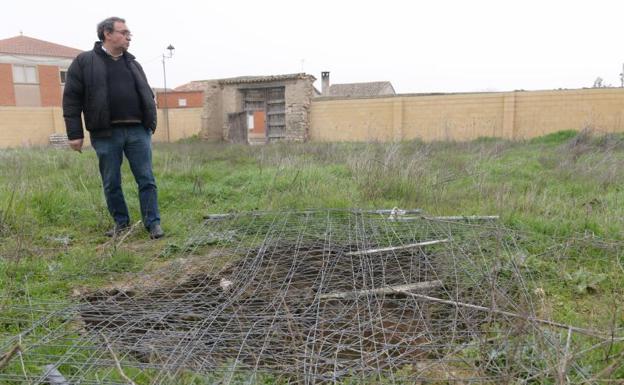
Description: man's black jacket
63,42,157,140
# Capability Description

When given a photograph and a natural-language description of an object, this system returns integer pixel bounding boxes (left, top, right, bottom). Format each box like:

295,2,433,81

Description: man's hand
68,138,84,152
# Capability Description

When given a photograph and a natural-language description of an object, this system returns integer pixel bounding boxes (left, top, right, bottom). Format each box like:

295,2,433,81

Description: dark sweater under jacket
63,42,157,140
105,53,143,126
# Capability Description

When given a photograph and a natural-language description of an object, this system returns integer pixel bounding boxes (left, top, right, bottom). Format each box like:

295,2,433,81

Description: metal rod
319,281,443,300
162,54,170,143
345,239,448,255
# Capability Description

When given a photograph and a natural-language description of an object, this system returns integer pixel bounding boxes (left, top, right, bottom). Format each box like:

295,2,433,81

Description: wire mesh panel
1,209,622,384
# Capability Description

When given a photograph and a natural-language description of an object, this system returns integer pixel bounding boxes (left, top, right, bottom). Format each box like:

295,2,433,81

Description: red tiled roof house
0,35,82,107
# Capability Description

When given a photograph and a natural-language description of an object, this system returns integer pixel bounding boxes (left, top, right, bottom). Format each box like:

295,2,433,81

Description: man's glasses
113,30,133,38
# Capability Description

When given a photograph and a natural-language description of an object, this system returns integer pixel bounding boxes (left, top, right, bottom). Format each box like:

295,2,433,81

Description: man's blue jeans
91,125,160,230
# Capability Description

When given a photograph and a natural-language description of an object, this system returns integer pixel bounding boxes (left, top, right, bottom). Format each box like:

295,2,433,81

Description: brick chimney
321,71,330,96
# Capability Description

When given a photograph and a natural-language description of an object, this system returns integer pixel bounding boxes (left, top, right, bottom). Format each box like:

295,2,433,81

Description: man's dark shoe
105,223,129,237
149,224,165,239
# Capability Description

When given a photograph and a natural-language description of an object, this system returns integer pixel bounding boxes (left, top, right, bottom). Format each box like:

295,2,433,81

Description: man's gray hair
97,17,126,41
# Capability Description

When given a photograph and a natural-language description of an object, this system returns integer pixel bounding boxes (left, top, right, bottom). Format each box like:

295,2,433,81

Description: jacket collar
93,41,135,60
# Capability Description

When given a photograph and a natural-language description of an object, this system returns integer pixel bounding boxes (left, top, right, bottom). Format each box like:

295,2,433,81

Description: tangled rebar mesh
1,209,622,384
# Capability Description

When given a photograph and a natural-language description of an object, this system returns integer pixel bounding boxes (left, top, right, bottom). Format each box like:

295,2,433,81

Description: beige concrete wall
512,89,624,138
4,89,623,148
153,108,203,142
309,97,396,142
401,93,505,141
0,107,202,148
310,88,624,142
0,106,65,147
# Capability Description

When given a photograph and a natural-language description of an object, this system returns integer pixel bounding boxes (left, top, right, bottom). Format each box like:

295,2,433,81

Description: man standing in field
63,16,164,239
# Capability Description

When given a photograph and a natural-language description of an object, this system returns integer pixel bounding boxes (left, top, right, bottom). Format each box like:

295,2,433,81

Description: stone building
177,73,317,144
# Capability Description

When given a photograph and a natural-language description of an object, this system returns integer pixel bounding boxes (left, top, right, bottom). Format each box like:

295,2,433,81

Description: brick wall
38,65,62,107
156,91,204,108
0,63,16,106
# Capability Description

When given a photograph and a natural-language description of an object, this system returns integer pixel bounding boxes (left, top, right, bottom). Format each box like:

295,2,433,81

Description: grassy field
1,130,623,382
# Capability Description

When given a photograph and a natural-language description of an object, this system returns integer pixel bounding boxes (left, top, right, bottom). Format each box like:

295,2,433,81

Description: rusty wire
1,209,622,384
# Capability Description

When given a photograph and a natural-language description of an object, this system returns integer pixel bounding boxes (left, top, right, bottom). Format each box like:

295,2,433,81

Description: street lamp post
162,44,175,143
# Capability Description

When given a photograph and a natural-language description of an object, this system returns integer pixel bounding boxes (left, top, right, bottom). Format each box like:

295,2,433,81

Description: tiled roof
175,73,317,91
219,73,316,85
0,35,82,59
328,81,395,97
174,81,214,92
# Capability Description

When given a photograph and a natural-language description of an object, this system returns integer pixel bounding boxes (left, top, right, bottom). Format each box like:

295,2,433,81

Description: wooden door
227,112,247,143
266,87,285,141
253,111,266,134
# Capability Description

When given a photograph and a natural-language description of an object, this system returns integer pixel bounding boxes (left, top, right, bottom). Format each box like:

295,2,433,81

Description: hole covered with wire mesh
77,210,535,383
3,210,620,384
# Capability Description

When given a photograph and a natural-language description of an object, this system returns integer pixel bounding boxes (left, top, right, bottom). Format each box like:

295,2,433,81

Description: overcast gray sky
3,0,624,93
